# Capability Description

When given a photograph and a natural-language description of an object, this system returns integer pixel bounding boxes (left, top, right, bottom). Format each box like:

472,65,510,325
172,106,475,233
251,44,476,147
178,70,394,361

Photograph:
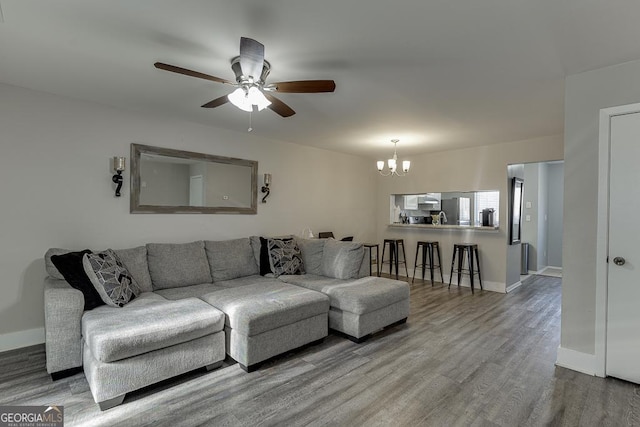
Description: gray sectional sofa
43,236,410,410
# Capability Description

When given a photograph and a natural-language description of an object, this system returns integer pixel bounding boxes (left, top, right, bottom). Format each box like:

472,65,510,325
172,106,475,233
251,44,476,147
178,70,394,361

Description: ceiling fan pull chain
248,110,253,132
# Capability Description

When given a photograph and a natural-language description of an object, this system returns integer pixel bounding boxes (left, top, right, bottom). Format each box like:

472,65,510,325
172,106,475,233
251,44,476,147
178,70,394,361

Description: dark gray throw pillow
267,238,305,277
51,249,104,311
83,249,141,308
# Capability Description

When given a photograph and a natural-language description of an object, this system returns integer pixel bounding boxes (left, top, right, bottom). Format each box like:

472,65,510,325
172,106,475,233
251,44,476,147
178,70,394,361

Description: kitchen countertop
389,223,500,231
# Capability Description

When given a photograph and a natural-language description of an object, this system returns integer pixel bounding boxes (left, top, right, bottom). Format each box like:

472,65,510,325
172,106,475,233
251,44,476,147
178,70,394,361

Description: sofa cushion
297,238,325,275
153,283,226,300
321,277,410,314
321,240,365,279
281,275,409,315
215,275,274,288
114,246,153,293
201,282,329,336
267,238,305,277
51,249,105,310
146,241,212,290
83,249,141,307
278,273,350,292
205,238,258,281
82,297,225,363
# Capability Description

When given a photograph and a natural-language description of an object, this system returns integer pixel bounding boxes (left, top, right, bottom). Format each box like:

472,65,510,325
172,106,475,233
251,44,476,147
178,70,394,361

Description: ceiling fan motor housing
231,56,271,87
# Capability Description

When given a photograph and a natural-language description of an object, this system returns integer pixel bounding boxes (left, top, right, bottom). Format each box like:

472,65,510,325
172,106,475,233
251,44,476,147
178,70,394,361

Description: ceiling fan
154,37,336,118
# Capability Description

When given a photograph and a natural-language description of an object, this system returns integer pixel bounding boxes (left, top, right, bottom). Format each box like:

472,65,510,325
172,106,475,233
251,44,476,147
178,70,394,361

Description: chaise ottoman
280,275,410,342
82,295,226,410
201,281,330,372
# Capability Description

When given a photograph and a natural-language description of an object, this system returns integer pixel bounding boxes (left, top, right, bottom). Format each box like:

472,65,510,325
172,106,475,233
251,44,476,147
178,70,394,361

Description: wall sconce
112,157,126,197
261,173,271,203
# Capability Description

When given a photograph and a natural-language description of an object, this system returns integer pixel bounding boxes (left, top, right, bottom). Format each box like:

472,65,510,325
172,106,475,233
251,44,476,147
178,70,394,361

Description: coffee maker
481,208,495,227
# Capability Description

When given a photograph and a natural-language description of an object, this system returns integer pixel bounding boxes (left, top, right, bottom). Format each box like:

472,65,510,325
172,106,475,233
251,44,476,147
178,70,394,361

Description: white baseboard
442,274,506,293
556,346,598,376
0,328,45,353
506,281,523,293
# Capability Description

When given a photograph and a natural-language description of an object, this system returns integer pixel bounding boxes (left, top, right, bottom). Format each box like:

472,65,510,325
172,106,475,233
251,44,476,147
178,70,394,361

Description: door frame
595,102,640,377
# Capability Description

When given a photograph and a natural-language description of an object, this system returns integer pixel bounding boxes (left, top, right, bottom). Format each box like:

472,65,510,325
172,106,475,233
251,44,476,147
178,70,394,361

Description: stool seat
412,241,444,285
381,239,408,280
449,243,483,293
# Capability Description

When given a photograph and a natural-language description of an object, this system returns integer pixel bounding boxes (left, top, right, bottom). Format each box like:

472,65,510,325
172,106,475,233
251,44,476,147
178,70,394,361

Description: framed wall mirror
130,144,258,214
510,177,524,244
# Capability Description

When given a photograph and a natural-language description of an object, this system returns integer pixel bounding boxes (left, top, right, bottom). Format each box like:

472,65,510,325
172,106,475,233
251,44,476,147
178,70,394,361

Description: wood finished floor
2,275,640,426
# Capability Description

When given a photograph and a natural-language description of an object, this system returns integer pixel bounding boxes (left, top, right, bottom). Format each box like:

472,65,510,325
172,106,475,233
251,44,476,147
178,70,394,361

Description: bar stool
412,241,444,285
381,239,408,280
363,243,380,277
449,243,483,293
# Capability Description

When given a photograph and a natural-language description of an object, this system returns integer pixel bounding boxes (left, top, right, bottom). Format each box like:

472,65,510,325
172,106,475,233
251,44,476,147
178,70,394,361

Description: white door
189,175,204,207
606,112,640,383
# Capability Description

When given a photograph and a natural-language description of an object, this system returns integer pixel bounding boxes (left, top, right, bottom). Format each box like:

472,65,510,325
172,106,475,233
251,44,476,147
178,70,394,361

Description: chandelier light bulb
376,139,409,177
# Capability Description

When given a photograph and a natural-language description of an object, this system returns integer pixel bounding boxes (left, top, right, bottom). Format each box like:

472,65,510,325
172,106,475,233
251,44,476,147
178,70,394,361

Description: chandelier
377,139,410,177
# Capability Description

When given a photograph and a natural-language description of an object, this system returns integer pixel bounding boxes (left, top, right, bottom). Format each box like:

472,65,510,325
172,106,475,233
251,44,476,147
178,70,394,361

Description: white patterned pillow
267,238,305,277
83,249,141,307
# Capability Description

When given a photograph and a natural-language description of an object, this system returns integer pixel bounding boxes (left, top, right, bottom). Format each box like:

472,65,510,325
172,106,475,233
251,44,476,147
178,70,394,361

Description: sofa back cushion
114,246,153,293
205,238,259,281
146,241,212,290
321,239,365,279
297,238,325,275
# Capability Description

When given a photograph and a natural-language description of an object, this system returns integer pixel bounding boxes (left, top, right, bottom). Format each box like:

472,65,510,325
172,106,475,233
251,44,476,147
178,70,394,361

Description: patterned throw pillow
82,249,141,307
267,238,305,277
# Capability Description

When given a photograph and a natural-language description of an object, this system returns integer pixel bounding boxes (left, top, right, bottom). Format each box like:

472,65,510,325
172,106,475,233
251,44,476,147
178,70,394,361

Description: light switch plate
525,215,531,222
525,201,532,209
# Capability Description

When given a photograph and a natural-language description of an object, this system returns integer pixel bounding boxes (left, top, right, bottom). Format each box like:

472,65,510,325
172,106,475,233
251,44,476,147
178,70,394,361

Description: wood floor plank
1,275,639,426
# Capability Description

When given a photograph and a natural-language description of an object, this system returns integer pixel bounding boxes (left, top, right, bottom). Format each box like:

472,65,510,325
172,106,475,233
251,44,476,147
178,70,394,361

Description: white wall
563,58,640,355
375,135,563,292
546,162,564,267
0,83,377,347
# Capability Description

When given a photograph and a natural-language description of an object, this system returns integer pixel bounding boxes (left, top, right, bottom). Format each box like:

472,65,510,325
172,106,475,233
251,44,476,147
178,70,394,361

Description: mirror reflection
390,191,499,227
131,144,258,214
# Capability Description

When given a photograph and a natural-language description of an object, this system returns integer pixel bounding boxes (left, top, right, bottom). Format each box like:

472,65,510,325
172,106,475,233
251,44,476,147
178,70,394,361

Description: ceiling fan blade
239,37,264,81
264,93,295,117
270,80,336,93
154,62,233,85
201,95,230,109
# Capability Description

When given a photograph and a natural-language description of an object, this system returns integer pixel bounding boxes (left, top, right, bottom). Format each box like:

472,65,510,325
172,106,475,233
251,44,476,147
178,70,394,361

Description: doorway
507,161,564,290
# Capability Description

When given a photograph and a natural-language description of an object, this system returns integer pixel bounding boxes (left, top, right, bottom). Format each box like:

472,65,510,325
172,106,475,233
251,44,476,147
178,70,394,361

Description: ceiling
2,1,640,159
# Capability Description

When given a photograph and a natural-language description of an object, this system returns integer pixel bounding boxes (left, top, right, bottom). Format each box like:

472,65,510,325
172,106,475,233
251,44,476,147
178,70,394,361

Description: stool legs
400,242,408,278
448,244,482,293
475,247,482,290
383,239,408,280
436,244,444,283
412,245,420,284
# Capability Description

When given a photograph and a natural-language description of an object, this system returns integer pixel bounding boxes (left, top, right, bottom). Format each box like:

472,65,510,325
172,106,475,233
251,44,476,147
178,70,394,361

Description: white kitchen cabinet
404,195,418,210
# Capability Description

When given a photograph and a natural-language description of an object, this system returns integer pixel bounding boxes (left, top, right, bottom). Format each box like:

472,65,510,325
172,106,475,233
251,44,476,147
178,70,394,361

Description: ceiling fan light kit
377,139,410,177
154,37,336,119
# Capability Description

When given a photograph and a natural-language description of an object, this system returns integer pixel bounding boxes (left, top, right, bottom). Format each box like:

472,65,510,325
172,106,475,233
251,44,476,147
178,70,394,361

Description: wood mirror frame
130,143,258,214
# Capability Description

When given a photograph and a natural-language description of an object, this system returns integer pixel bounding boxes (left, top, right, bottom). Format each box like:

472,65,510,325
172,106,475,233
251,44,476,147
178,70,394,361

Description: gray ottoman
82,296,226,410
202,281,330,372
281,275,410,342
